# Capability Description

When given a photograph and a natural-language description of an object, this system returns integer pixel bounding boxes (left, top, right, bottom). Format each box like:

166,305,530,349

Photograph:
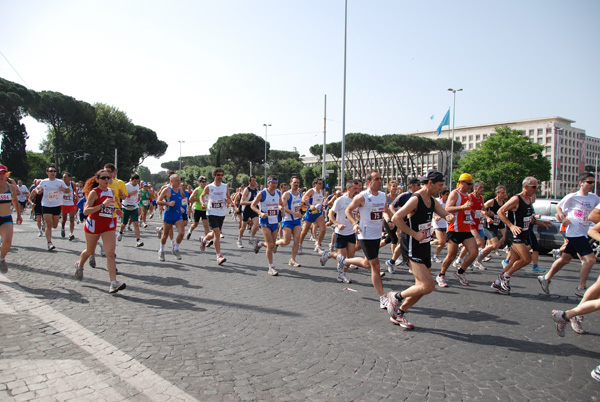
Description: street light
447,88,463,185
263,124,271,187
554,126,563,197
178,140,185,171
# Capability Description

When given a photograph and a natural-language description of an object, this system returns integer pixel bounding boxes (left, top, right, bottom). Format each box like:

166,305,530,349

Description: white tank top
259,189,281,224
206,182,227,216
357,190,386,240
283,190,303,222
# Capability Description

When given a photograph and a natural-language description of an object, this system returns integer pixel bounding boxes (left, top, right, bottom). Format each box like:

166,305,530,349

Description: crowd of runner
1,163,599,382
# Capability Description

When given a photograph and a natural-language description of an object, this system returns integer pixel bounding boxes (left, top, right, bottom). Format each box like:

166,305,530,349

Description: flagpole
448,88,462,185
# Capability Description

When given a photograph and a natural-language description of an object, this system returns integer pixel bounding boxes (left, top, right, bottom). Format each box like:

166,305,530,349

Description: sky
2,0,599,173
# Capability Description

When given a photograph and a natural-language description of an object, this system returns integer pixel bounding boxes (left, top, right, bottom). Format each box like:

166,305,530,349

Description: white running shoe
337,272,351,284
236,238,244,248
379,294,389,309
268,267,278,276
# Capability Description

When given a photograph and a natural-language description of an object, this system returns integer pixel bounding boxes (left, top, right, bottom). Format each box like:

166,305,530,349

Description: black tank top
404,193,435,241
486,198,505,229
509,195,533,231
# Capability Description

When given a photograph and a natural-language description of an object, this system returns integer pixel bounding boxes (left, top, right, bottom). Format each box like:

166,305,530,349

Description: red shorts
61,205,78,214
84,216,117,234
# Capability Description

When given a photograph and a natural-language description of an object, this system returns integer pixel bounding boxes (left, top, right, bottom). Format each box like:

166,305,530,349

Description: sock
159,244,164,252
438,273,445,277
389,259,396,264
120,231,124,235
457,268,465,274
174,243,179,251
503,272,511,279
394,292,404,303
269,264,274,268
136,238,141,242
503,259,509,264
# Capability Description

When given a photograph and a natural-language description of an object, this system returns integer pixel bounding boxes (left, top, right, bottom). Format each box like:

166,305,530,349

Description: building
302,116,599,197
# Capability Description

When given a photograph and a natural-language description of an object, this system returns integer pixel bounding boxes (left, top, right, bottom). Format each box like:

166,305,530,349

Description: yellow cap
458,173,473,182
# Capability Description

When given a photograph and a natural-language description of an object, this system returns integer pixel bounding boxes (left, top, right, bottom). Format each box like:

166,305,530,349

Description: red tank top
469,193,484,228
89,187,116,222
448,191,472,232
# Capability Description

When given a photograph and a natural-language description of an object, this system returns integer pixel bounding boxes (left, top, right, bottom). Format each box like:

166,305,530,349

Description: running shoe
395,259,406,267
452,259,462,268
473,260,486,270
173,248,182,260
575,287,587,297
320,250,330,266
387,291,400,320
309,235,316,242
453,270,469,286
499,274,511,292
117,232,123,241
389,310,415,330
385,259,396,274
109,281,126,294
336,254,346,274
268,267,278,276
38,229,43,237
436,275,448,288
199,236,206,251
236,238,244,248
74,262,84,280
432,255,441,263
0,259,7,274
61,228,65,238
298,245,303,255
206,239,214,248
89,254,96,268
329,243,335,252
537,275,550,294
491,281,509,295
531,265,546,274
143,222,148,228
337,272,351,283
379,294,389,309
158,250,165,261
501,259,509,269
494,250,502,257
552,249,561,260
47,242,55,251
483,256,491,262
155,227,162,239
68,233,75,241
186,232,192,240
591,365,600,382
217,254,226,265
288,258,301,267
552,310,567,337
570,316,585,334
314,244,323,254
254,241,262,254
136,241,144,247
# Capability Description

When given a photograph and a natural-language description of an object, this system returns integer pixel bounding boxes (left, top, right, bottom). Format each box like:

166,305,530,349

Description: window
538,128,543,135
546,128,552,134
537,138,543,144
469,135,473,141
476,134,480,141
461,136,466,142
546,137,552,144
483,134,487,140
529,129,534,135
469,143,473,150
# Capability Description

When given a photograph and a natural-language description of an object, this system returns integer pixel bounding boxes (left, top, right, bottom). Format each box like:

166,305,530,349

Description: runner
29,180,44,236
187,176,209,241
251,175,282,276
138,182,151,228
75,169,125,293
60,172,78,241
387,170,453,329
117,173,144,247
299,177,327,254
436,173,478,287
538,173,600,297
237,176,260,248
16,179,29,215
453,180,487,270
319,179,362,283
0,165,23,273
276,176,304,267
278,182,289,241
33,165,71,250
491,176,550,294
431,188,450,263
157,174,186,261
199,167,231,265
337,170,392,309
480,186,508,264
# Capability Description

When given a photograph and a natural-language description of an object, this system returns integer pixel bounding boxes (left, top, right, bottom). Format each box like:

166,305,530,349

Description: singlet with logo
62,182,77,207
37,178,68,208
468,193,484,230
206,182,228,217
331,195,356,236
357,190,386,240
509,195,534,232
486,198,505,229
402,193,435,246
305,189,324,217
448,190,472,233
243,187,259,212
283,190,303,223
163,186,183,222
192,186,207,211
258,189,281,225
432,199,447,230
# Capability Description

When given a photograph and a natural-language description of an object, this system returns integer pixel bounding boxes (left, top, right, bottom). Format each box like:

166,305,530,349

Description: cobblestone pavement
1,213,599,401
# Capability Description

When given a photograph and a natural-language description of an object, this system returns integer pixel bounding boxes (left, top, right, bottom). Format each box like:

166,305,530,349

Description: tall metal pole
178,140,185,171
263,123,271,187
595,153,598,194
447,88,462,185
341,0,348,186
322,94,327,180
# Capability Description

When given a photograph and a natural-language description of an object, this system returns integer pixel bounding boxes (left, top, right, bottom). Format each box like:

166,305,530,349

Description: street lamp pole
554,126,563,197
447,88,462,185
263,124,271,187
178,141,185,171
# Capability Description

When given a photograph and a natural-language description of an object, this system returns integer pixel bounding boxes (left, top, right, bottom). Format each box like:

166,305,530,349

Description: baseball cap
458,173,473,182
420,169,445,183
408,178,421,186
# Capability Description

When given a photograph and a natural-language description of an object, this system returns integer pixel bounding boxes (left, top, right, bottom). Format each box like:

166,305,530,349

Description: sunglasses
98,176,111,180
47,169,56,173
464,182,473,185
527,185,538,189
584,180,594,184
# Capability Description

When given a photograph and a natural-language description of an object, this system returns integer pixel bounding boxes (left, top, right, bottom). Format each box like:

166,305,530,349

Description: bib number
370,208,383,221
211,202,223,209
523,216,531,231
99,204,114,218
418,222,432,243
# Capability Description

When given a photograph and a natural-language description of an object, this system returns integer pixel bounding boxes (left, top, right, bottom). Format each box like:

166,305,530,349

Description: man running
251,175,282,276
337,170,392,309
187,176,209,241
436,173,479,287
299,177,327,254
157,174,185,261
199,167,230,265
276,176,304,267
237,175,260,248
118,173,144,247
60,172,79,241
453,180,487,270
319,179,362,284
480,186,508,264
538,172,600,297
388,170,454,329
138,182,151,228
34,165,71,250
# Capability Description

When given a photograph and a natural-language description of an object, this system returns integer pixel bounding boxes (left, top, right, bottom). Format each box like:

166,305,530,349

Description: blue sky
2,0,599,172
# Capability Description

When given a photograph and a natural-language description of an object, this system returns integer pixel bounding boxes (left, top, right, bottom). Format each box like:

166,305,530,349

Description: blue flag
430,114,434,120
436,108,450,136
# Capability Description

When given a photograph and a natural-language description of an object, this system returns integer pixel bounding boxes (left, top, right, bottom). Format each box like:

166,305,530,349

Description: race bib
418,222,432,243
294,205,301,212
474,210,481,219
0,193,10,202
463,212,472,223
48,190,60,201
267,208,279,224
523,216,531,231
211,202,223,209
99,204,114,218
63,193,72,202
142,200,150,206
573,208,590,226
493,214,500,225
370,207,384,221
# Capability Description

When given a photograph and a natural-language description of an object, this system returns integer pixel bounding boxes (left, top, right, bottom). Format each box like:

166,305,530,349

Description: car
531,198,564,254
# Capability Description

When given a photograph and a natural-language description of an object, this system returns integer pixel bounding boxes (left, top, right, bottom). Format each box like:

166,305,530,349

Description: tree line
0,77,167,184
